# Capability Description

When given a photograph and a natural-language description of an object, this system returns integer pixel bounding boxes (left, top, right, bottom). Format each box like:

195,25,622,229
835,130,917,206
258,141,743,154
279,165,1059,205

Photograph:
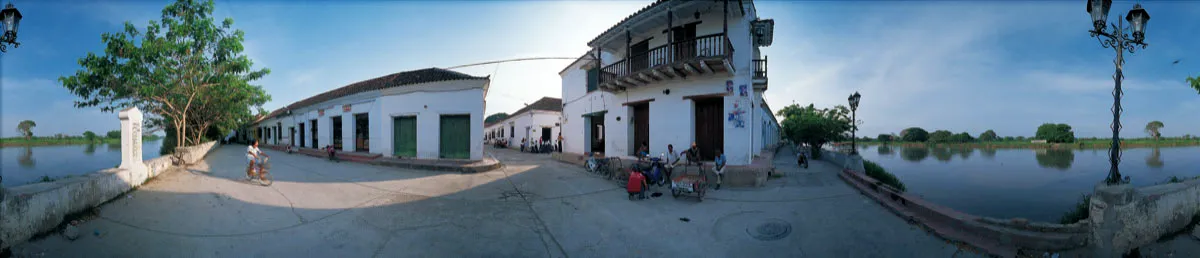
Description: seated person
636,141,649,161
713,150,726,190
326,145,340,162
627,169,647,200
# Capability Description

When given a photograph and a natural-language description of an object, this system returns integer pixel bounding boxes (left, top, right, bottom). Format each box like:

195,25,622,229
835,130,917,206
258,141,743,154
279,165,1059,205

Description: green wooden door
439,115,471,159
393,116,417,157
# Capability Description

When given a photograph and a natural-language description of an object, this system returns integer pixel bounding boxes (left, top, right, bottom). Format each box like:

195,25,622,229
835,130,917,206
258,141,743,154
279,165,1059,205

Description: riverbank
851,139,1200,149
1,137,161,147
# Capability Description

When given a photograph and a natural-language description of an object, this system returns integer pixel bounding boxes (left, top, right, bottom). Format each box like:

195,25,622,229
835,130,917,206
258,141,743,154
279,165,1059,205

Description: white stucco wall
256,79,487,160
485,111,562,148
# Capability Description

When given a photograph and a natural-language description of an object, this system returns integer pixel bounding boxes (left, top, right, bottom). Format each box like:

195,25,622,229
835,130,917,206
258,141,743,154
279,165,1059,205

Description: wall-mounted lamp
663,89,671,95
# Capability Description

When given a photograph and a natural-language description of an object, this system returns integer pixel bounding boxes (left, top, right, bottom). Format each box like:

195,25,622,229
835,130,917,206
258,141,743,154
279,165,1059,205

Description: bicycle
604,157,623,180
247,157,273,186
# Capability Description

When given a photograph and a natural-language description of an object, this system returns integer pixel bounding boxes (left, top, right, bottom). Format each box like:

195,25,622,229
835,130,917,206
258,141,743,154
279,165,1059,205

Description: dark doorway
589,114,605,154
630,40,650,71
541,127,552,142
694,98,723,161
310,119,318,148
332,116,343,150
299,123,306,148
631,103,650,156
355,113,370,152
290,127,296,146
673,23,698,60
276,123,282,143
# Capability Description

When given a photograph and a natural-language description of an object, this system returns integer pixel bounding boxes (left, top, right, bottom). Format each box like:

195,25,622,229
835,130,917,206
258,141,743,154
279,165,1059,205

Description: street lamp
0,2,22,53
1087,0,1150,185
847,92,861,155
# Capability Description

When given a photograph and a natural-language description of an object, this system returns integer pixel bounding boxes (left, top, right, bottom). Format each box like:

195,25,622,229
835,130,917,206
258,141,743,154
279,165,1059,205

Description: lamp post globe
1086,0,1112,33
0,2,22,52
1126,4,1150,42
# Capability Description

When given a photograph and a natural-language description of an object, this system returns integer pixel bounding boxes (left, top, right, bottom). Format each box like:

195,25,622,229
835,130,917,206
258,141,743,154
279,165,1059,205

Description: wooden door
310,119,318,148
673,24,697,59
299,123,306,148
393,116,416,157
439,115,471,159
632,103,649,155
631,40,650,71
694,98,723,161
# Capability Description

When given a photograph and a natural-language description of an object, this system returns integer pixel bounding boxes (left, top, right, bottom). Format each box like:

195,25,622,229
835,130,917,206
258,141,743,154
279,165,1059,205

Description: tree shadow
1034,149,1075,171
84,144,97,156
980,148,997,160
900,147,929,163
931,147,953,163
18,146,36,168
1145,147,1163,169
876,145,894,156
951,148,974,160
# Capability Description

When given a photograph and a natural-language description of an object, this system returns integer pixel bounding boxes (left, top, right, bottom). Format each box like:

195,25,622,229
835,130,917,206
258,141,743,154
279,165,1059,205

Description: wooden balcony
599,33,734,91
753,56,768,90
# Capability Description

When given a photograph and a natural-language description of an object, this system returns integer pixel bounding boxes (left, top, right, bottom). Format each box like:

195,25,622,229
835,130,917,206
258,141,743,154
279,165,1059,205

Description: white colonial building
252,68,490,160
484,97,564,149
559,0,780,165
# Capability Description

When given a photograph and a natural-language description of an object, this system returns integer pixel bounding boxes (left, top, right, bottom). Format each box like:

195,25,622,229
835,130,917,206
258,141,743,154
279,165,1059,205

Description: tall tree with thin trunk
16,120,36,140
1145,121,1164,140
59,0,269,151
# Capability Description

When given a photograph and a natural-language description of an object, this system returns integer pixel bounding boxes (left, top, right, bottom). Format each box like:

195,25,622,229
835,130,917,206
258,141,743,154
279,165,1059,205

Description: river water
854,145,1200,223
1,139,163,187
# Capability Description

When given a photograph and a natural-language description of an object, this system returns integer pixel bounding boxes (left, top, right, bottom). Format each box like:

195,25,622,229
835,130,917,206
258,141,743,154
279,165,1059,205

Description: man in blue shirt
712,150,726,190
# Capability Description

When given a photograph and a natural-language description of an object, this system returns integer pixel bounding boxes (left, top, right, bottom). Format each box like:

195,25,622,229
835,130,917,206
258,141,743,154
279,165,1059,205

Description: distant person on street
713,150,726,190
557,133,564,152
326,145,340,162
627,169,647,200
665,144,681,179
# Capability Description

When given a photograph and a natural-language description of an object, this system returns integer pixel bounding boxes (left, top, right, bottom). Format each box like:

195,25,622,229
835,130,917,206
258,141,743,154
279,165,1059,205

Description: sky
2,0,1199,139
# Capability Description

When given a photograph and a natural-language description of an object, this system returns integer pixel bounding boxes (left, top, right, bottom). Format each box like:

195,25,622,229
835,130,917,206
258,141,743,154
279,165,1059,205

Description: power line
442,57,597,70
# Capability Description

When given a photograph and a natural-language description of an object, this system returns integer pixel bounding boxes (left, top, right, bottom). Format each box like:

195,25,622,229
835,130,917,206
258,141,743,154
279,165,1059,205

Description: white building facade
253,68,490,160
559,0,780,165
484,97,563,149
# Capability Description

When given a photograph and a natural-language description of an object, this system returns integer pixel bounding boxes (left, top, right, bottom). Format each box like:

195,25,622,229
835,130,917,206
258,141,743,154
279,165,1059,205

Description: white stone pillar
119,107,146,173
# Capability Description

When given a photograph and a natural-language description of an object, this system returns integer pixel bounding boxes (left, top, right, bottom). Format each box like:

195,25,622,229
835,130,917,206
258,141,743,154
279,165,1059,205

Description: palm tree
17,120,36,140
1144,121,1164,141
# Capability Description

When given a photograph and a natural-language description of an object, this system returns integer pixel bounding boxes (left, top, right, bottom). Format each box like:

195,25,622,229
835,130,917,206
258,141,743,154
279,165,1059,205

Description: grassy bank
0,136,160,147
863,160,906,192
854,138,1200,149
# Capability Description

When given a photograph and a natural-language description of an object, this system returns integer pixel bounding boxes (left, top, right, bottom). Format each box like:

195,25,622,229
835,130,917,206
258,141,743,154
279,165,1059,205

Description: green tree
1015,136,1026,141
928,130,953,143
106,130,121,139
949,132,974,143
877,134,893,142
777,103,853,157
978,130,999,142
485,113,509,124
900,127,929,142
1035,123,1076,143
83,131,98,142
16,120,36,140
1188,76,1199,94
1144,121,1164,140
59,0,269,151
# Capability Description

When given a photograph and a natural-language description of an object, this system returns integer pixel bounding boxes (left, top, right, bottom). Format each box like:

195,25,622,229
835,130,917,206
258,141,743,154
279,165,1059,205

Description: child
627,169,647,200
326,145,340,163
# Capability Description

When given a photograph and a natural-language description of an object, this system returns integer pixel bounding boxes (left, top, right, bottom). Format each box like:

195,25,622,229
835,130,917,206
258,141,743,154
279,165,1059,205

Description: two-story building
559,0,780,165
484,97,563,149
252,68,490,160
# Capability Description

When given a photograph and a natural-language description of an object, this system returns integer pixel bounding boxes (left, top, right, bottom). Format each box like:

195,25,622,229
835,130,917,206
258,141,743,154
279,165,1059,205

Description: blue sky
2,0,1199,139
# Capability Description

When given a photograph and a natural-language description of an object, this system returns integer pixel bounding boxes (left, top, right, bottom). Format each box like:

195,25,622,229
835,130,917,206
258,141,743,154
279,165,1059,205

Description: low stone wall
173,141,220,165
1090,179,1200,257
834,162,1089,257
0,141,220,250
819,148,864,174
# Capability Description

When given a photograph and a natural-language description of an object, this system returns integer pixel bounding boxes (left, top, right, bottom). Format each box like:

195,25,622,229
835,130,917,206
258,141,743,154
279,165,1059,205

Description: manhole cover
747,219,792,241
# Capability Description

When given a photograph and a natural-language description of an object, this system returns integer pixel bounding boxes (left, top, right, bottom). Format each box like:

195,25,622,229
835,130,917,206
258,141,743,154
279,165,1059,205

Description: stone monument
118,107,147,177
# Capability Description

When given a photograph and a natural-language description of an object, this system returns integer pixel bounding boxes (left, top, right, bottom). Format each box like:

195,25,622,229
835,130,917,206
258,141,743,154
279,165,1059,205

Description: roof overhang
587,0,716,51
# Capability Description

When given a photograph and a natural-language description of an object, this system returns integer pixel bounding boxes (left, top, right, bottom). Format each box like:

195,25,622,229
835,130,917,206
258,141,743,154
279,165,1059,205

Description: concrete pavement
12,145,984,257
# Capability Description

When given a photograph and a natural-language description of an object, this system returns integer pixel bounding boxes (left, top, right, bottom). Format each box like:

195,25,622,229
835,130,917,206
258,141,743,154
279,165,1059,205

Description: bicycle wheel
258,171,273,186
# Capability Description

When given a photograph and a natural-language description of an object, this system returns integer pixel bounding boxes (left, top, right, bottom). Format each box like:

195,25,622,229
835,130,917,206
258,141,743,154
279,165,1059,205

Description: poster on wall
725,80,734,95
728,101,747,128
739,84,748,97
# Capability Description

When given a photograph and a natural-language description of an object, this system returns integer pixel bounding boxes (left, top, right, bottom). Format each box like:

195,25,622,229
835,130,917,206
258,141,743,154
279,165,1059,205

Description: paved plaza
13,145,983,257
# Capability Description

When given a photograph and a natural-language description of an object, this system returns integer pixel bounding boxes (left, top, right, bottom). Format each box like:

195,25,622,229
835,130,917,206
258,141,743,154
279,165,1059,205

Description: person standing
665,144,681,181
713,150,726,190
557,132,564,153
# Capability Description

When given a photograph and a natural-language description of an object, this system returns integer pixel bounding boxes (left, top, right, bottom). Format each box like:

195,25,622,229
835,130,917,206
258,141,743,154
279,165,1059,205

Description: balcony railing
600,33,733,87
753,56,767,79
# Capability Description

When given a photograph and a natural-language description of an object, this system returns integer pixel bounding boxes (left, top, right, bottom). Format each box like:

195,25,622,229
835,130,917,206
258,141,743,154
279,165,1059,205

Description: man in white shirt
247,140,269,180
665,144,681,180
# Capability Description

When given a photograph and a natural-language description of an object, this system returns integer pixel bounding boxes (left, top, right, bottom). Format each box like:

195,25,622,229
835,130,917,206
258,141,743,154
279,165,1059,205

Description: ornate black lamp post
0,2,22,53
848,91,861,155
1087,0,1150,185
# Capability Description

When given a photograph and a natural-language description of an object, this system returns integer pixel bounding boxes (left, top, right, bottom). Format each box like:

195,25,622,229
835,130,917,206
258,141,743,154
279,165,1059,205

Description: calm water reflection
857,145,1200,223
1,140,163,187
